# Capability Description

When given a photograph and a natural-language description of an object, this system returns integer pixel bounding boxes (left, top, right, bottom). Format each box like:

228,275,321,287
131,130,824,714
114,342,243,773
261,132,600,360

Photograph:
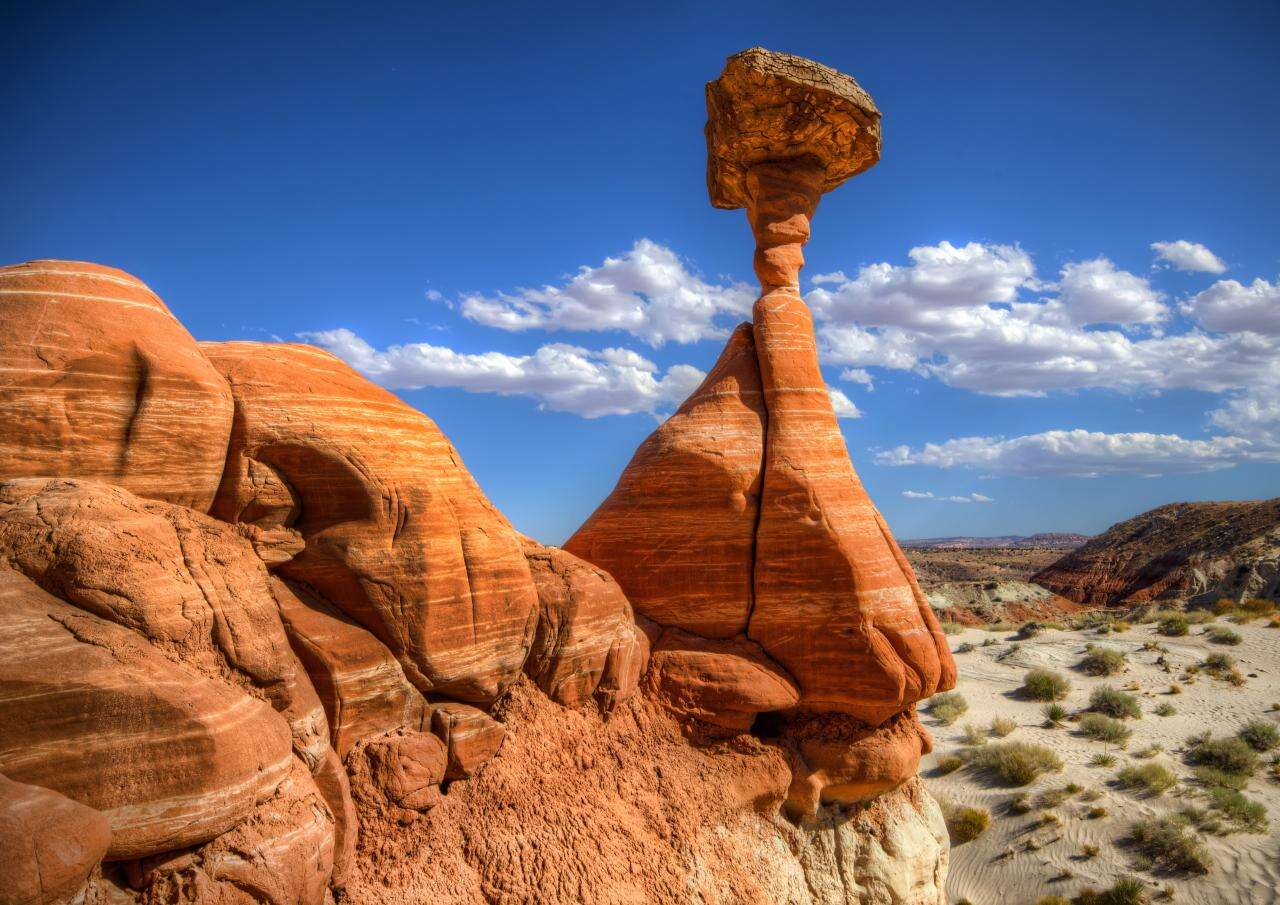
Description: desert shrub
1207,626,1242,646
1074,877,1149,905
945,805,990,843
1239,597,1277,616
1193,766,1250,790
1090,686,1143,719
1080,645,1127,676
935,754,964,775
940,621,965,635
1187,736,1260,778
1079,713,1132,745
1081,843,1100,858
1017,620,1046,638
1154,702,1176,717
1134,743,1164,759
984,621,1016,632
1168,682,1182,695
968,741,1063,786
1090,753,1118,767
1212,598,1236,615
1129,816,1213,874
982,637,997,647
955,641,976,654
1038,897,1070,905
960,723,987,746
1038,786,1073,807
1238,720,1280,752
1185,609,1215,624
1023,668,1072,701
1087,806,1108,819
1117,762,1178,795
1158,614,1189,636
1009,791,1032,814
1207,787,1269,832
990,716,1018,737
1044,703,1069,726
1269,614,1280,628
927,692,968,725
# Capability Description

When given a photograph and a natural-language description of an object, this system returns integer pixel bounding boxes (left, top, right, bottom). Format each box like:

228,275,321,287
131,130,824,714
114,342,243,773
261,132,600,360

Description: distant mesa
902,533,1091,551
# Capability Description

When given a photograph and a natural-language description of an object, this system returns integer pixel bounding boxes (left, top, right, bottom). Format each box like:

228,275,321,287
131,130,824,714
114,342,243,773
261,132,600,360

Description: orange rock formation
0,47,951,905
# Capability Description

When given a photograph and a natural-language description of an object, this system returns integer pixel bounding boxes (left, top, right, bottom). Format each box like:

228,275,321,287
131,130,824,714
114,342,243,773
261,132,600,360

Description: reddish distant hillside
1032,499,1280,607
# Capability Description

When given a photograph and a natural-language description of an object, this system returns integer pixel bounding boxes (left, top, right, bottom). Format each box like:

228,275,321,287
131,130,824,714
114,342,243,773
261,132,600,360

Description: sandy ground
922,618,1280,905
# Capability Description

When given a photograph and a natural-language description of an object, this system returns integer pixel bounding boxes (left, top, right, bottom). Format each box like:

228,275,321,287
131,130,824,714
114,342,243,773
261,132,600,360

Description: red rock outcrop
569,48,954,774
0,260,233,512
203,341,539,706
0,477,329,769
0,773,112,905
275,577,429,758
0,567,293,859
429,702,507,781
521,538,648,710
1033,497,1280,607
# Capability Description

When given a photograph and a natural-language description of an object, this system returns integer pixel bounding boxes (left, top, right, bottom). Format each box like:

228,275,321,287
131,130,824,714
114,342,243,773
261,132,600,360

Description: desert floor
922,617,1280,905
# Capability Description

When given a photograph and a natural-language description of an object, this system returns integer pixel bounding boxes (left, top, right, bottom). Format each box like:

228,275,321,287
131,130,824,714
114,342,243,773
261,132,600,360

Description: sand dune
923,617,1280,905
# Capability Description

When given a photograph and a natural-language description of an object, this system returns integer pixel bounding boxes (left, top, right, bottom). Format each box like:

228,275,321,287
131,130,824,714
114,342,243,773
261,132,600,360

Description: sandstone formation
203,341,539,706
0,567,293,859
0,773,111,905
0,46,953,905
569,47,955,799
1033,497,1280,607
0,260,233,512
521,538,648,710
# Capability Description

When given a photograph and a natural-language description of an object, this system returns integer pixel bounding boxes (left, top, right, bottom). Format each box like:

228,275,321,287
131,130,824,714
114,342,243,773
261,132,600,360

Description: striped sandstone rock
203,341,539,706
0,773,111,905
0,260,233,512
0,568,293,859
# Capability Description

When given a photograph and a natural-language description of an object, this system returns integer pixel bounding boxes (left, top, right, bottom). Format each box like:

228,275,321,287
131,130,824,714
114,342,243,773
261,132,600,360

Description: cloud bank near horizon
304,236,1278,478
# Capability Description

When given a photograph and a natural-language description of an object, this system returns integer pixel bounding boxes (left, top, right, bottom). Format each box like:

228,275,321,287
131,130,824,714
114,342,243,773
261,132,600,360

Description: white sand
922,618,1280,905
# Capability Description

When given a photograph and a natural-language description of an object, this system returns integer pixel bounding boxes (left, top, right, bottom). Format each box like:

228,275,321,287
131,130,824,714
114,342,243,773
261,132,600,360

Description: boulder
0,478,329,769
0,260,232,512
649,631,799,731
203,341,539,705
430,703,505,780
312,749,358,890
521,539,648,710
0,568,293,859
274,577,429,758
0,773,111,905
365,731,448,811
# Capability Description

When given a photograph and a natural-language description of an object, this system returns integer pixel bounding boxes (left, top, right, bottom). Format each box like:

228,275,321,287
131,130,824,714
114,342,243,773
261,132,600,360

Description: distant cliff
902,533,1089,551
1032,499,1280,607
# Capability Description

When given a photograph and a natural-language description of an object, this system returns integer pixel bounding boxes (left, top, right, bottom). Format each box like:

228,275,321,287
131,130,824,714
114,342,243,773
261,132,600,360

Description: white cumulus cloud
299,328,705,419
457,239,754,347
1151,240,1227,274
1182,278,1280,336
876,428,1265,477
902,490,994,503
1057,258,1166,325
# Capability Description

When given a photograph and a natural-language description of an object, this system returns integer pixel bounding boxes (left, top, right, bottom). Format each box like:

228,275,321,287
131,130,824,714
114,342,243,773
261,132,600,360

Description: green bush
927,691,968,725
945,805,990,843
940,621,965,635
1090,752,1118,767
955,641,976,654
1208,787,1269,832
1158,614,1190,636
1080,645,1127,676
1129,816,1213,874
1153,701,1176,717
1079,713,1132,745
1074,877,1150,905
1238,719,1280,752
961,723,987,746
1090,686,1143,719
1017,620,1046,638
967,741,1063,786
1208,626,1242,645
1187,736,1260,778
1043,703,1069,726
1023,668,1072,701
1116,762,1177,795
1203,652,1236,672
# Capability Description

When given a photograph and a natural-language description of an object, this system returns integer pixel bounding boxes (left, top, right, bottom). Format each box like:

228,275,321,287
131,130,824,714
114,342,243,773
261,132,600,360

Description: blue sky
4,1,1278,543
